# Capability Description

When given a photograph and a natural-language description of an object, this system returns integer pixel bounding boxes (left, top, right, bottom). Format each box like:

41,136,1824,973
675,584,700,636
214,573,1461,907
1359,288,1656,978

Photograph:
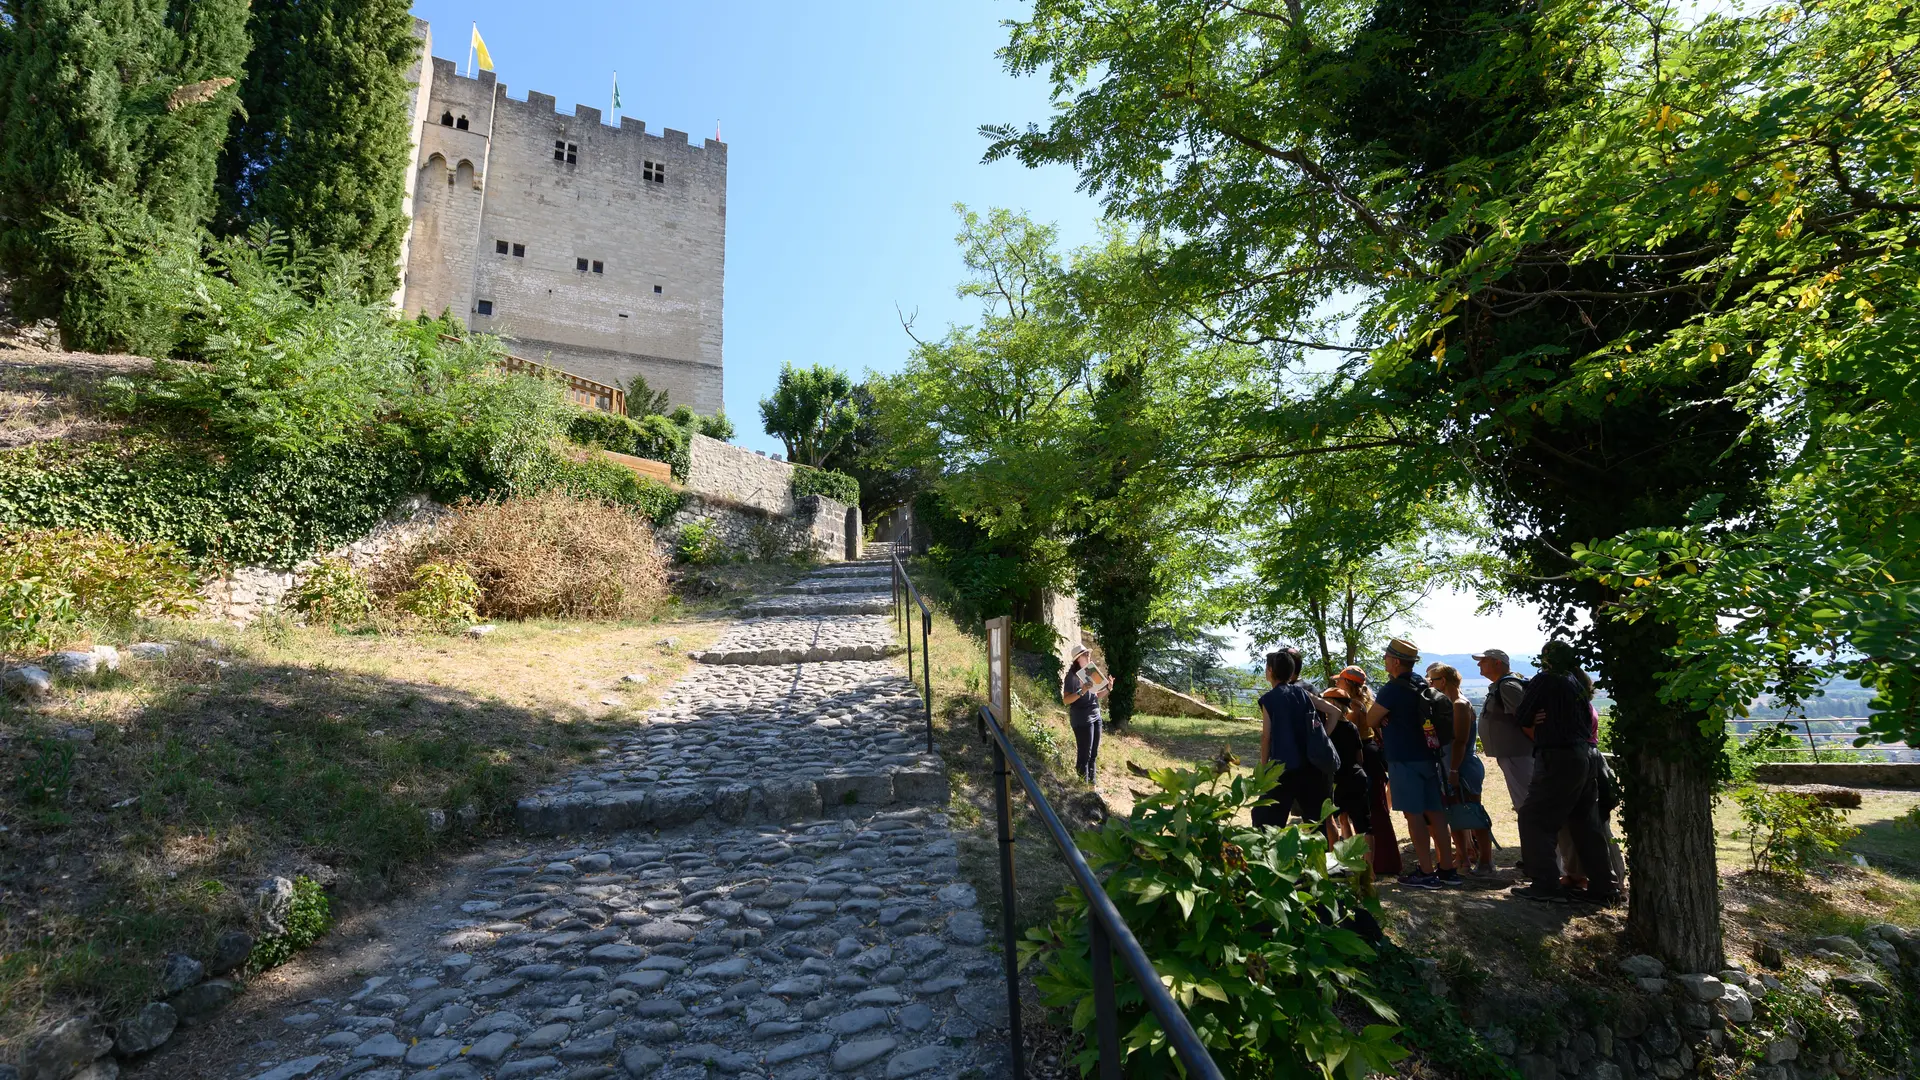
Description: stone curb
514,769,951,835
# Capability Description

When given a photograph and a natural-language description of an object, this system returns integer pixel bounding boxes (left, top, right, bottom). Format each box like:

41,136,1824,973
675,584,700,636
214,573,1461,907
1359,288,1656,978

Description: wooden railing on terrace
440,334,625,415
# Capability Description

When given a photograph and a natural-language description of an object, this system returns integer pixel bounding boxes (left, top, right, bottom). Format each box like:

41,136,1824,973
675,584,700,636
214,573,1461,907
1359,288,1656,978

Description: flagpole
610,70,617,120
467,22,475,78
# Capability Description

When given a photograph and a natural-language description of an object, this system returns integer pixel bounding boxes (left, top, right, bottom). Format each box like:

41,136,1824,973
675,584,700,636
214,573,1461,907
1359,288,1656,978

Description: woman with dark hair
1254,650,1339,832
1062,644,1107,786
1332,666,1401,876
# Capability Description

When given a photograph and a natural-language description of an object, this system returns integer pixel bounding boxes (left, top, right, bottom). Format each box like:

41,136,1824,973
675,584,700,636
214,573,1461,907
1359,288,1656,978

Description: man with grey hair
1474,649,1534,816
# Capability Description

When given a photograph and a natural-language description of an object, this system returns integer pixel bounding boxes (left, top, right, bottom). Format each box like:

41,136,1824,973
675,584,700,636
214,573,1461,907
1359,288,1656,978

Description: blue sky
408,0,1104,453
406,1,1548,655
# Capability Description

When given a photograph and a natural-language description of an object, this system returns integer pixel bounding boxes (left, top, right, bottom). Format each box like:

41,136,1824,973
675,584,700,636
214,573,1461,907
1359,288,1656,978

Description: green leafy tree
821,383,922,521
758,363,859,467
0,0,249,340
986,0,1817,968
219,0,417,301
620,373,672,417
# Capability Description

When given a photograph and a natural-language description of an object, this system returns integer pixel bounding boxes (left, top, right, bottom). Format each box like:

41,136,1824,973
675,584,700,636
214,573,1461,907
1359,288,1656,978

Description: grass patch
0,561,797,1044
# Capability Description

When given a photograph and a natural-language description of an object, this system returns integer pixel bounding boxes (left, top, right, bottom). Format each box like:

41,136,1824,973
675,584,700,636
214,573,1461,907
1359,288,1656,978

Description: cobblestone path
219,557,1012,1080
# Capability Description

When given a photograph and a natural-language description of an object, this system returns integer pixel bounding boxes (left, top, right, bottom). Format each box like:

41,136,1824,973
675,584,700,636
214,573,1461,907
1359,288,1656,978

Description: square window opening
653,285,663,294
512,243,525,257
476,300,494,316
592,261,603,274
495,240,508,254
576,257,589,272
553,140,566,161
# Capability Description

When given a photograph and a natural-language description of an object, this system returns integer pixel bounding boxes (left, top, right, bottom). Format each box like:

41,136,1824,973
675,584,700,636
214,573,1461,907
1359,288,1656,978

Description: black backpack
1405,674,1454,745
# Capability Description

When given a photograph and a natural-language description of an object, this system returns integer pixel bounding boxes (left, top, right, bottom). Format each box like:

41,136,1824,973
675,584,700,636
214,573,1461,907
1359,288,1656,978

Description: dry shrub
383,492,669,620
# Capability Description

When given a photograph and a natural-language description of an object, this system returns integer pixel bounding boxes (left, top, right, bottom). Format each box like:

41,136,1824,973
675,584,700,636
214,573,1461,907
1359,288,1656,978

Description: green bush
0,438,417,569
1730,783,1860,875
287,558,376,625
567,409,692,479
396,562,481,628
522,452,684,526
676,520,723,565
246,876,332,972
0,527,200,653
1022,762,1406,1078
792,464,860,506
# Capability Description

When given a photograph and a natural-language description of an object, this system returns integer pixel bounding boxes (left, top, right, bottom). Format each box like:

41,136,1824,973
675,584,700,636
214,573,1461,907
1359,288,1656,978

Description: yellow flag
471,24,494,72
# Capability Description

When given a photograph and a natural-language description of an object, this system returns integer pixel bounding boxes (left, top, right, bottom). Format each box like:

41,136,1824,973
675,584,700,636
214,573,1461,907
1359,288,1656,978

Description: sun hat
1335,665,1368,686
1384,637,1420,662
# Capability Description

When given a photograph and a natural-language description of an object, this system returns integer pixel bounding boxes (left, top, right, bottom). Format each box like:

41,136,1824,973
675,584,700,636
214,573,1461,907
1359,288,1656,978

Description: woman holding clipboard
1062,644,1108,785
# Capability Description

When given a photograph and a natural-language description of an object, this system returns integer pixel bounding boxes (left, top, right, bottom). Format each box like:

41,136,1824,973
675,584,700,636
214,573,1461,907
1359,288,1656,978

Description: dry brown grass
0,347,149,448
381,491,670,621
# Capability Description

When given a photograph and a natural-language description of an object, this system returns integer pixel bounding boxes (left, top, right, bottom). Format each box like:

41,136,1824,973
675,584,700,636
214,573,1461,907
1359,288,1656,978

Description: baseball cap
1471,648,1511,664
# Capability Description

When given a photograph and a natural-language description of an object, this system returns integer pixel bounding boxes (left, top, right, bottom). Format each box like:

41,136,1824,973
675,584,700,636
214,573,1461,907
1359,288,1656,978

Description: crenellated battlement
423,56,724,155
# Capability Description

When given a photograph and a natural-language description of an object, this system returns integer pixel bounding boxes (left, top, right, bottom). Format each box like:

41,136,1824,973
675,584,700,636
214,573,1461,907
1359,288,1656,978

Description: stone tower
396,24,727,414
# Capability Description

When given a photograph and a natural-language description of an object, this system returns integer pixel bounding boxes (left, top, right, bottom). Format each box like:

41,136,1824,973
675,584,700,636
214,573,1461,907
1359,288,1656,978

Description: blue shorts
1388,759,1446,815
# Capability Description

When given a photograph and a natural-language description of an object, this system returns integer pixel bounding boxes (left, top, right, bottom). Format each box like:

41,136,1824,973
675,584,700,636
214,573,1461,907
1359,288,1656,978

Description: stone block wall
684,433,796,516
665,492,851,563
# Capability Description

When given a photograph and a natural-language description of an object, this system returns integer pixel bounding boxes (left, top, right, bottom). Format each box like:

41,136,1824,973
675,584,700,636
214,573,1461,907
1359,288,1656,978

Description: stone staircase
516,558,945,836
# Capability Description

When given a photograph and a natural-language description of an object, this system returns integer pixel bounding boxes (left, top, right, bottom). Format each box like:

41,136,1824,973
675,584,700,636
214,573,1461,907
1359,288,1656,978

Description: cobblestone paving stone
693,616,898,665
223,559,1010,1080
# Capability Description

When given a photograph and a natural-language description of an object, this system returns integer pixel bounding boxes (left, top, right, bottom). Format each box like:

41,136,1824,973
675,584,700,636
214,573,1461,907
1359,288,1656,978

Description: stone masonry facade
397,22,727,414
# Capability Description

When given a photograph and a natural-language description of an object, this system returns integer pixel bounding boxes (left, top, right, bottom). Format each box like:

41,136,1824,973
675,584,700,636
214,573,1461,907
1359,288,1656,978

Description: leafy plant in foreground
396,562,480,629
1021,762,1405,1078
287,558,376,626
247,876,333,972
1730,785,1858,876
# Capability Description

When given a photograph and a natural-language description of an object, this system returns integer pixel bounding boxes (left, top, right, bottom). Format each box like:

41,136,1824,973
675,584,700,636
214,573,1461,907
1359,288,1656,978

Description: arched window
455,115,469,130
455,160,476,190
440,111,453,126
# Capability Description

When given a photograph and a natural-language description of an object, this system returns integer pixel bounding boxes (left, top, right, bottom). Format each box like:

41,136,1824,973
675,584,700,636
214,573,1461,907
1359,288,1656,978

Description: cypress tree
0,0,249,326
221,0,419,301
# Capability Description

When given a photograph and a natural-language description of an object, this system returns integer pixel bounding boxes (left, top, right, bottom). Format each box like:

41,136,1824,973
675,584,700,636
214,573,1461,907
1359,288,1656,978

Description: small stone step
695,644,898,665
810,563,893,577
741,595,893,618
515,768,951,835
779,579,893,595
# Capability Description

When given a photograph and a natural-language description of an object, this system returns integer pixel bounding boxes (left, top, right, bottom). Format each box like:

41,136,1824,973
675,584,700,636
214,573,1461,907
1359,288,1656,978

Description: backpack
1488,673,1527,716
1405,674,1455,753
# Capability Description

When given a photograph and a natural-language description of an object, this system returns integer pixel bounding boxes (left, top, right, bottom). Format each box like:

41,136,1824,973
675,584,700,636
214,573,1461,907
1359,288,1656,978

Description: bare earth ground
0,340,149,447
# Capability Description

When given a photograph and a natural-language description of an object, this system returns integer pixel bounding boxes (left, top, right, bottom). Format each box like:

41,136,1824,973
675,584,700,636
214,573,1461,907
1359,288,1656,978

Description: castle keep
395,24,727,414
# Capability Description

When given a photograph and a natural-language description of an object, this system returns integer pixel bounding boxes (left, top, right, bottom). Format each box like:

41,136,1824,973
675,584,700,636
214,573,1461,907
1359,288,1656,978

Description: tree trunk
1619,752,1724,971
1308,593,1336,682
1594,612,1726,972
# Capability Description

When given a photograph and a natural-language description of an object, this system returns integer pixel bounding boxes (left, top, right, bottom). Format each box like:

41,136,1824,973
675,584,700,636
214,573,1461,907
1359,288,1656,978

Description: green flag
611,73,621,115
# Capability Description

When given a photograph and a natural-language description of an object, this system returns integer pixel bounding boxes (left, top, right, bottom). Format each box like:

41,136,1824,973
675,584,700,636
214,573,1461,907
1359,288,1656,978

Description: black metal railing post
991,733,1027,1080
977,703,1227,1080
922,608,934,754
1090,918,1121,1080
905,598,915,684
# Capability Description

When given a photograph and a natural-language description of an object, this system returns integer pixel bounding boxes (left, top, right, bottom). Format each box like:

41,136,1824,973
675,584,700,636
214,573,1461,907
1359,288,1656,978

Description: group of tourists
1252,636,1621,905
1060,633,1621,905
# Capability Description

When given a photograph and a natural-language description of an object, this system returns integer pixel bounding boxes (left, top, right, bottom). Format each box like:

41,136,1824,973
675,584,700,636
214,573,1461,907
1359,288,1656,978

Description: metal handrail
976,700,1227,1080
890,549,934,755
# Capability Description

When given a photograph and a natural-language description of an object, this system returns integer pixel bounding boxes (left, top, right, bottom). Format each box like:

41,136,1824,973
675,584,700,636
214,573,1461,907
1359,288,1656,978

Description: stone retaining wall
1134,677,1234,720
198,495,448,624
666,492,852,564
1462,924,1918,1080
1752,762,1920,788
